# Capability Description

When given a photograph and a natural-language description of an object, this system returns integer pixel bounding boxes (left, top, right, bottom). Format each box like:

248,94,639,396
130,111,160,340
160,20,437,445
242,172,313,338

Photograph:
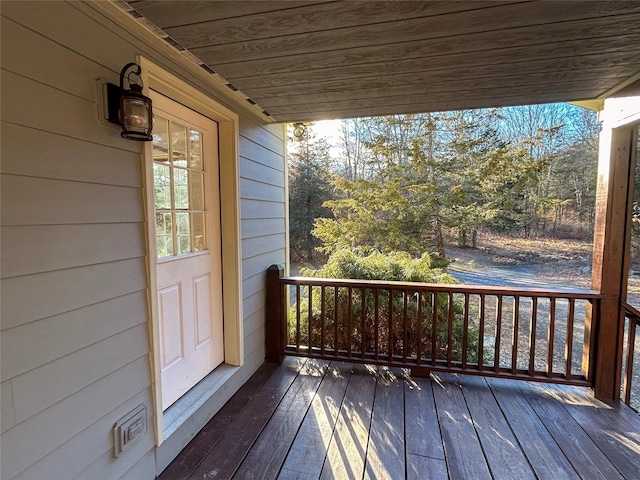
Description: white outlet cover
114,404,147,457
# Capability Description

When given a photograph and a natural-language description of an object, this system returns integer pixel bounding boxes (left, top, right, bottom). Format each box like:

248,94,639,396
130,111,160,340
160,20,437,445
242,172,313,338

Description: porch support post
588,125,634,399
266,264,285,364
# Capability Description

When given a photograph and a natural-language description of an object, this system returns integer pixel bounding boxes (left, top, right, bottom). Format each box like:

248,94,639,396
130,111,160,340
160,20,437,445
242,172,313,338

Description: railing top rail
621,300,640,321
281,275,603,299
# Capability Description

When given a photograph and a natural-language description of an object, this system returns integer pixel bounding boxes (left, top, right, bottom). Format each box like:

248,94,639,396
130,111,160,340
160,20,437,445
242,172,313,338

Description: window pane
153,163,171,209
156,212,173,258
173,168,189,210
192,212,206,252
171,121,187,167
152,117,169,162
189,129,203,170
190,172,205,211
176,212,190,254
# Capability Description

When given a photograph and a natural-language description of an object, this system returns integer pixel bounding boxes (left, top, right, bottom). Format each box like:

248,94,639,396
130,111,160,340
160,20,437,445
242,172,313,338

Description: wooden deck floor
159,357,640,480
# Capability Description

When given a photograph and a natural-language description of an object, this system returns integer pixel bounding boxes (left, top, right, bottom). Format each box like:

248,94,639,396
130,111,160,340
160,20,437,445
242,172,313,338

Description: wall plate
113,404,147,457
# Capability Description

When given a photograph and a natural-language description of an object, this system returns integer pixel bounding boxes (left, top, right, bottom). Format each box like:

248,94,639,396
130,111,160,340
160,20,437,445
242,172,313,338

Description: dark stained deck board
188,356,308,480
546,383,640,479
486,377,581,480
433,373,492,479
157,362,279,480
233,359,329,480
277,362,352,480
364,367,405,480
518,381,625,480
160,359,640,480
457,374,536,479
319,364,377,479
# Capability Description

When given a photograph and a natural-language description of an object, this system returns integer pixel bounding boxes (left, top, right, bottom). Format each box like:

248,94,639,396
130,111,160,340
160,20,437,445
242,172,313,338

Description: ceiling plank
229,37,640,89
181,3,640,61
131,1,334,28
160,1,518,46
266,88,605,122
200,13,640,78
246,61,640,100
257,74,630,109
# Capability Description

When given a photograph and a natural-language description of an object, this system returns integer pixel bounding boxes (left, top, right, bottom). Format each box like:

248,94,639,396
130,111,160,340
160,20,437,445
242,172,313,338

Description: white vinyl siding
0,2,286,479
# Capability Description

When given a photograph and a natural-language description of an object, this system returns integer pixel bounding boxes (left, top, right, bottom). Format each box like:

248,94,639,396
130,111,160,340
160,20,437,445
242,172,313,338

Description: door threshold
162,363,239,439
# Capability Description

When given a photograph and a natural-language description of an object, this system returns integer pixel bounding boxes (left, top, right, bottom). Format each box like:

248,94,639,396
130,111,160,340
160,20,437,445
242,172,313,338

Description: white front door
150,92,224,410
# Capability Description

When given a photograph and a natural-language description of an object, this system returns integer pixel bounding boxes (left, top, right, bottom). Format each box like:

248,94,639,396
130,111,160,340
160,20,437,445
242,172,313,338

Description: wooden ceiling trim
267,89,605,122
203,13,640,77
180,3,640,63
230,43,640,90
131,1,333,28
245,63,640,100
160,1,517,48
257,76,630,111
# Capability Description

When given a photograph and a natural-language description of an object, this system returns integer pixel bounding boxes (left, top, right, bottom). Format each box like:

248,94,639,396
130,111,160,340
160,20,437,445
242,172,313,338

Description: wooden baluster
296,285,301,353
462,293,470,369
389,289,394,362
547,297,556,377
308,285,313,353
334,286,339,356
623,313,637,405
403,289,409,363
417,291,423,365
361,287,366,359
494,295,503,372
528,296,538,376
320,286,326,356
447,293,454,368
512,296,520,374
431,292,438,366
565,298,575,379
374,288,380,362
347,287,353,358
479,294,485,370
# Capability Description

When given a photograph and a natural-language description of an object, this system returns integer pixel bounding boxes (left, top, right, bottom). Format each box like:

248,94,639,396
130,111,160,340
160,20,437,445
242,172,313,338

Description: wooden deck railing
621,300,640,409
266,265,603,386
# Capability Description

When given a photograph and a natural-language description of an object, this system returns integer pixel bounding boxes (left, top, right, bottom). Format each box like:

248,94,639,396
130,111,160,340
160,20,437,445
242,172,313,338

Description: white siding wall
0,1,286,479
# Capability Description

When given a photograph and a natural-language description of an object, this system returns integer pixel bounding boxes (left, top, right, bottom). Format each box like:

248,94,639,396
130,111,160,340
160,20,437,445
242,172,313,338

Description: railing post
266,264,285,364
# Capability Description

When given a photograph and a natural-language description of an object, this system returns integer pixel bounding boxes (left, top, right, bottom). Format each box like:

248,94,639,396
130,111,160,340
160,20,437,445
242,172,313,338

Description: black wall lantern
105,63,153,141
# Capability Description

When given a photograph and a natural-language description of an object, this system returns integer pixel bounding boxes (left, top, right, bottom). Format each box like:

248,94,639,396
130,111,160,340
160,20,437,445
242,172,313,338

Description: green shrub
289,249,480,363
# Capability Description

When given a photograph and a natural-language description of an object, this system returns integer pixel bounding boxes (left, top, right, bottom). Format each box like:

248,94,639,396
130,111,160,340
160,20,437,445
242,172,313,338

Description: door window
153,116,207,258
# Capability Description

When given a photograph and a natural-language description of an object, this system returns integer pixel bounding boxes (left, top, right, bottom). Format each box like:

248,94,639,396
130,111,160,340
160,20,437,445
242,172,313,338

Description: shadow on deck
159,357,640,479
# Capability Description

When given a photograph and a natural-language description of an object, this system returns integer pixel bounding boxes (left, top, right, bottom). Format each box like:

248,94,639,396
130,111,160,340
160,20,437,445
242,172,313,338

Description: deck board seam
229,357,313,479
484,378,552,479
457,374,498,480
430,374,450,479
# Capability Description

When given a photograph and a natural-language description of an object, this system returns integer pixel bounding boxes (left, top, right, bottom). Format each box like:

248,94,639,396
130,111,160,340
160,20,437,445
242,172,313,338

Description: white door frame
138,57,243,445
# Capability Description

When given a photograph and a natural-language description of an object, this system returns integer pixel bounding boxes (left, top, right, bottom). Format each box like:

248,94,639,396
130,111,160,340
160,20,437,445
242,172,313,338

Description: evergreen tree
288,127,334,262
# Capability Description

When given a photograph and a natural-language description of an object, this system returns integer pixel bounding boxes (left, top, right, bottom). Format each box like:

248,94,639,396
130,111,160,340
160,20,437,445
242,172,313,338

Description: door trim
138,57,243,445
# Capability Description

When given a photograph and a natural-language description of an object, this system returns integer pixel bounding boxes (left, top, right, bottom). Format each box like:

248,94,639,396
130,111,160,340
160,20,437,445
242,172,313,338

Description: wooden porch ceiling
125,1,640,122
